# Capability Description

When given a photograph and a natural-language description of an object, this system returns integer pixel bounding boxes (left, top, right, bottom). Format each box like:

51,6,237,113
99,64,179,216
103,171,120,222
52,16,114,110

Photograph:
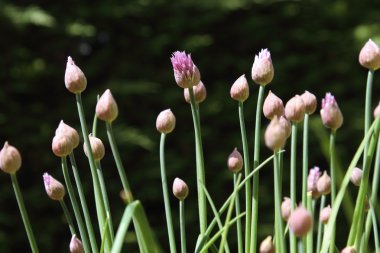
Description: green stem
180,200,187,253
290,122,297,253
329,130,336,253
159,133,177,253
274,151,286,253
10,174,39,253
234,173,243,253
302,114,309,206
61,157,91,253
59,199,76,235
250,85,265,253
69,153,99,253
106,122,134,201
364,70,374,155
238,101,252,253
92,94,100,136
188,87,207,235
316,195,326,253
306,192,313,253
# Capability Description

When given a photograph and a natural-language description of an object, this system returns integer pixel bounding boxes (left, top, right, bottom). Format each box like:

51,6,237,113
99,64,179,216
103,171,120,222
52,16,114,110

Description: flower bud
227,148,243,173
350,167,362,187
263,90,284,120
341,246,357,253
173,177,189,201
83,135,105,161
52,134,73,157
265,116,288,151
55,120,80,149
279,115,291,138
0,142,21,174
317,171,331,195
320,205,332,224
320,93,343,130
285,95,306,123
184,81,207,104
70,234,84,253
230,74,249,102
301,91,317,115
288,205,313,237
170,51,201,88
374,101,380,118
251,49,274,86
43,173,65,201
96,89,119,122
259,236,275,253
281,197,292,221
156,109,176,134
307,166,321,198
64,56,87,94
359,39,380,70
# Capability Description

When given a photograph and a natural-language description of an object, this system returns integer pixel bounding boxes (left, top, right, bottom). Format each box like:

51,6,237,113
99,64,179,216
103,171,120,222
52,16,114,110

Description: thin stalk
329,130,336,253
180,200,187,253
302,114,309,206
92,94,100,136
10,174,39,253
69,153,99,253
61,157,91,253
188,87,207,235
234,173,243,253
316,195,326,253
370,206,380,253
290,122,298,253
274,151,286,253
306,192,313,253
250,85,265,253
59,199,76,235
159,133,177,253
106,122,134,201
238,101,252,253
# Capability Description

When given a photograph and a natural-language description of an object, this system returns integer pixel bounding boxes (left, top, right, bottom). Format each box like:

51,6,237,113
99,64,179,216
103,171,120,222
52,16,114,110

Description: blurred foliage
1,0,380,252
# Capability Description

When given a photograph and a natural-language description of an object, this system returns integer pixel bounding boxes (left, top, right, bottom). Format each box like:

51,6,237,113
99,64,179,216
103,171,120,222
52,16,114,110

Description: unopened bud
259,236,275,253
83,135,105,161
230,74,249,102
301,91,317,115
170,51,201,88
52,134,73,157
341,246,357,253
70,234,84,253
279,115,291,138
359,39,380,70
156,109,176,134
285,95,306,123
307,166,321,198
184,81,207,104
251,49,274,86
43,173,65,201
64,56,87,94
0,142,21,174
263,90,284,120
265,116,288,151
288,205,313,237
320,93,343,130
55,120,80,148
96,89,119,122
320,205,332,224
173,177,189,201
227,148,243,173
374,101,380,118
281,197,292,221
317,171,331,195
350,167,362,187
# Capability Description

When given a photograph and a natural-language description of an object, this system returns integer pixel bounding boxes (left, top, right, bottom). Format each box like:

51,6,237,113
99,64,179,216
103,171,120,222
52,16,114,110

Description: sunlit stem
59,199,76,235
234,173,243,253
290,122,298,253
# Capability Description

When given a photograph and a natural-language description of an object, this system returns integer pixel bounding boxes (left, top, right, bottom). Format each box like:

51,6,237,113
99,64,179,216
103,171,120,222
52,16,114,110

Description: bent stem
290,122,298,253
11,174,39,253
59,199,76,235
329,130,337,253
180,200,187,253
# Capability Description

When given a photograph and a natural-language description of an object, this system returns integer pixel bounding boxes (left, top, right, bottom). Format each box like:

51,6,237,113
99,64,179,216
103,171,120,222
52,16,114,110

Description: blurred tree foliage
0,0,380,252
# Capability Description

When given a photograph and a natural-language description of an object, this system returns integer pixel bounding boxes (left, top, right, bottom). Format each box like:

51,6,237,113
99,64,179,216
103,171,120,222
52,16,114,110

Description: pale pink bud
170,51,201,89
320,205,332,224
227,148,243,173
70,234,84,253
43,173,65,201
156,109,176,134
317,171,331,195
64,57,87,94
83,134,105,161
259,235,275,253
263,90,284,120
320,93,343,130
265,116,288,151
172,177,189,201
55,120,80,148
96,89,119,122
281,197,292,221
285,95,306,123
184,81,207,104
359,39,380,70
301,91,317,115
0,142,21,174
52,134,73,157
350,167,362,187
307,166,321,198
288,205,313,237
374,101,380,118
341,246,357,253
230,74,249,102
279,115,291,138
251,49,274,86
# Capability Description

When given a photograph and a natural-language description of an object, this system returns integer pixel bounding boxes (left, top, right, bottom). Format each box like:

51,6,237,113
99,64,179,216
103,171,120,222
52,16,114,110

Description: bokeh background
1,0,380,252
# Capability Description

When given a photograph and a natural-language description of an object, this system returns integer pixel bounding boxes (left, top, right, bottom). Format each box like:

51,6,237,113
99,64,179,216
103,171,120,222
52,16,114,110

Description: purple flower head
320,92,343,130
321,92,337,109
256,49,272,62
251,48,274,86
307,166,321,198
170,51,201,89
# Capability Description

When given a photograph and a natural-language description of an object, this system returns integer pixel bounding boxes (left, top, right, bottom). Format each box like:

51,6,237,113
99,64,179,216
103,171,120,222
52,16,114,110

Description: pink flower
307,166,321,198
320,93,343,130
170,51,201,89
251,49,274,86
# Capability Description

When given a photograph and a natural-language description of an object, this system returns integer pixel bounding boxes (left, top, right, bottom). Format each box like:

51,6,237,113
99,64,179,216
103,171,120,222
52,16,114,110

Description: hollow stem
302,114,309,206
234,173,243,253
180,200,187,253
329,130,337,253
274,151,286,253
306,192,313,253
290,122,298,253
59,199,76,235
316,195,326,253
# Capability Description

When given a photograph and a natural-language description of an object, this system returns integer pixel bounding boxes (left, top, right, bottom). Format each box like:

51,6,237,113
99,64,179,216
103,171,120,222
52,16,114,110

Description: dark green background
0,0,379,252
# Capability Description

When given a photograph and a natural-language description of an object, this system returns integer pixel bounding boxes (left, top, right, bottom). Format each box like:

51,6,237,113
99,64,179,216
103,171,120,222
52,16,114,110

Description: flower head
320,205,332,224
55,120,80,149
52,134,73,157
0,142,21,174
43,173,65,201
184,81,207,104
317,171,331,195
259,236,275,253
230,74,249,102
96,89,119,122
64,57,87,94
320,93,343,130
263,90,284,120
288,205,313,237
156,109,176,134
281,197,292,221
251,49,274,86
285,95,306,123
341,246,357,253
70,234,84,253
227,148,243,173
83,134,105,161
307,166,321,198
301,91,317,115
359,39,380,70
350,167,363,187
172,177,189,201
171,51,201,89
265,116,289,151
